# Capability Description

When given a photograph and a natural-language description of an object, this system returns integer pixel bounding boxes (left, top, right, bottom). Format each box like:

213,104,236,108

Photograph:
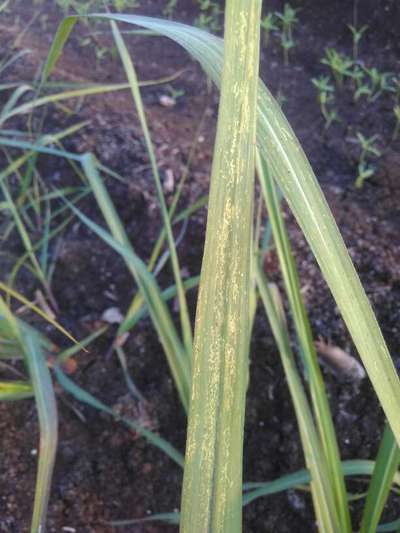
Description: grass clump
1,4,400,533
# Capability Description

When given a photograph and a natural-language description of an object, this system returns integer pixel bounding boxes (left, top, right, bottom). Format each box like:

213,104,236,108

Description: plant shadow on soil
0,0,400,531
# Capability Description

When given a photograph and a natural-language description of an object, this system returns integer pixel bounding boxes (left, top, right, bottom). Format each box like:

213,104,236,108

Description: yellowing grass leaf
0,298,58,533
0,380,33,400
179,2,262,531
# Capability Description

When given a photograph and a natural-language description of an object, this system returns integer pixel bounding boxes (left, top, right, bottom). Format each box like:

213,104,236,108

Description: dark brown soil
1,1,400,532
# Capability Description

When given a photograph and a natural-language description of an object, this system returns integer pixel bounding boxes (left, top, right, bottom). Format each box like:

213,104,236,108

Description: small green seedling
275,3,299,65
165,84,185,103
195,0,222,33
280,34,295,66
321,48,353,89
353,132,381,188
260,13,278,48
355,162,375,189
163,0,177,18
392,105,400,141
390,76,400,104
311,75,339,129
347,24,368,60
79,35,112,66
364,67,393,102
275,3,298,37
349,65,371,101
113,0,140,10
56,0,140,16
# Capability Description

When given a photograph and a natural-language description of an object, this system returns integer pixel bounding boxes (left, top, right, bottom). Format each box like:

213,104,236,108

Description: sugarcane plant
3,2,400,532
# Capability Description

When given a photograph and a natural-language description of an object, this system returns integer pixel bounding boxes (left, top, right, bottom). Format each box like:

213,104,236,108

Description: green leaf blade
179,2,262,531
361,424,400,533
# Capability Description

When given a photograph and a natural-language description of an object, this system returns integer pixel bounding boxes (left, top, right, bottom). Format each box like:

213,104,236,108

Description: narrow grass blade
0,298,58,533
107,459,400,526
0,342,23,359
0,48,30,74
256,268,340,531
9,195,85,291
108,512,180,527
110,21,193,356
120,106,209,336
41,16,77,84
361,424,400,533
119,275,199,335
0,84,32,123
54,367,184,467
119,194,207,337
0,178,48,289
1,124,191,408
0,380,33,400
377,518,400,532
0,316,51,355
115,345,144,401
56,325,108,365
23,332,58,533
0,122,91,188
244,459,400,506
1,72,184,126
62,174,191,411
256,153,351,530
0,282,80,347
0,136,82,161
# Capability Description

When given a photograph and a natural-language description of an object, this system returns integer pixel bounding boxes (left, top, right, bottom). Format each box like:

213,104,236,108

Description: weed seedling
347,24,368,61
280,34,295,66
79,35,111,66
56,0,140,15
195,0,222,33
166,84,185,100
163,0,177,18
352,132,382,188
260,13,278,48
392,105,400,141
275,3,299,65
113,0,140,10
321,48,353,89
349,65,371,101
311,75,339,128
390,76,400,104
363,67,393,102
